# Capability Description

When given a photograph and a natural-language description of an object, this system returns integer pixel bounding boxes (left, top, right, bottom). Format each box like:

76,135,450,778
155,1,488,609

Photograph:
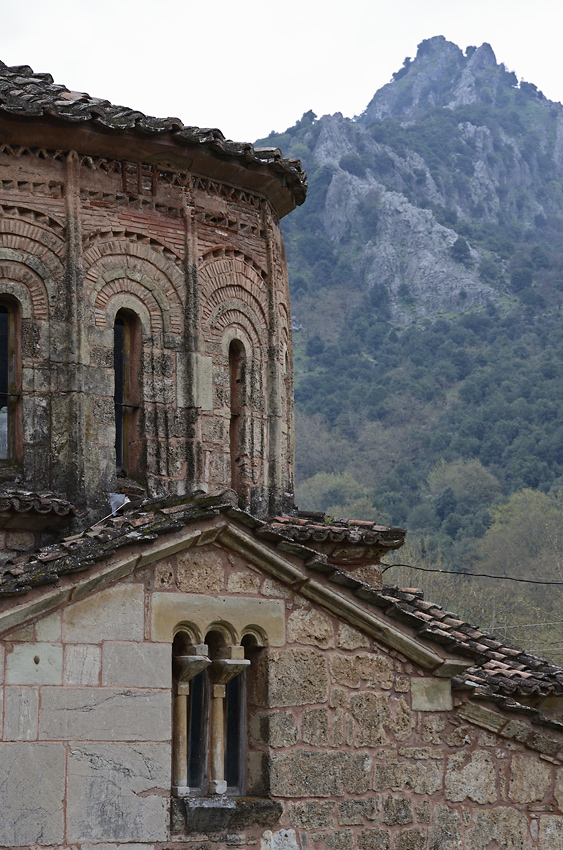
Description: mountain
255,37,563,656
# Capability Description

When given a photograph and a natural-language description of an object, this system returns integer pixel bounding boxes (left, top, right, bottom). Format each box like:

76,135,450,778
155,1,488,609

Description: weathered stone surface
35,610,62,641
358,828,390,850
508,754,551,803
152,592,285,646
415,800,431,825
64,644,101,685
422,715,445,744
39,687,171,740
0,743,65,845
289,801,335,829
383,795,413,825
445,751,497,804
261,828,300,850
427,803,461,849
374,760,442,794
8,623,34,640
227,569,261,593
337,799,378,825
229,798,283,829
466,808,530,850
102,641,171,687
6,641,63,684
393,828,425,850
337,622,371,649
263,648,329,707
540,816,563,850
287,607,335,648
411,678,452,711
261,577,291,597
312,829,354,849
330,653,393,689
66,743,169,842
270,751,371,796
176,547,225,593
350,691,390,745
63,584,145,643
302,708,330,746
252,711,298,747
392,697,415,741
4,686,38,740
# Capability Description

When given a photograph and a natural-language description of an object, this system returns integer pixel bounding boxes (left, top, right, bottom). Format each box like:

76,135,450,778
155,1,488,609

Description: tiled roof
0,488,88,532
259,513,406,548
0,491,561,705
0,61,307,205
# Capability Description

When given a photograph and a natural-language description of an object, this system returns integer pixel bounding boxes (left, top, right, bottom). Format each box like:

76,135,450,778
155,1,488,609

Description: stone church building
0,61,563,850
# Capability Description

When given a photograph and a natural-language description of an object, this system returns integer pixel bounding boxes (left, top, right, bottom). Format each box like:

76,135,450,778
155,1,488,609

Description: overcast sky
1,0,562,144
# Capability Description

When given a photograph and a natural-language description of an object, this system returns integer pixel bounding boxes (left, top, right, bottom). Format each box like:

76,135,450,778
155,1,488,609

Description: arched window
172,627,250,797
229,340,246,497
113,310,141,475
0,299,20,463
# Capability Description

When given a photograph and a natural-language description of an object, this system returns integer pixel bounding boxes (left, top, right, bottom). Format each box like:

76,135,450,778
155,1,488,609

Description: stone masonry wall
1,542,563,848
0,143,294,519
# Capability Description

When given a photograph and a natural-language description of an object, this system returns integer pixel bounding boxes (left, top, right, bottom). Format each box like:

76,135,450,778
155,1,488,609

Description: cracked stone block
0,743,65,845
64,644,101,685
39,687,171,740
66,743,169,842
102,641,171,688
6,641,63,684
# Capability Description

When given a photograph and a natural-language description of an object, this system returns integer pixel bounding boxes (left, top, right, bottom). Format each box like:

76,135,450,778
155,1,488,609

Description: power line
381,562,563,586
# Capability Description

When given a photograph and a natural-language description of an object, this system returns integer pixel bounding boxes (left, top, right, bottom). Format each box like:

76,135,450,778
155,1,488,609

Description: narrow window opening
113,310,141,476
229,340,246,497
0,301,20,463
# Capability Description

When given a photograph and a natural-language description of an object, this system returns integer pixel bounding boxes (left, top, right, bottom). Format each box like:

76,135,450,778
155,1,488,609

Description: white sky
1,0,562,144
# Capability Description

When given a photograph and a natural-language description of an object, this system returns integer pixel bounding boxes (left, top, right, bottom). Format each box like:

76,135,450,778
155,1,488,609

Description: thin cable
380,562,563,586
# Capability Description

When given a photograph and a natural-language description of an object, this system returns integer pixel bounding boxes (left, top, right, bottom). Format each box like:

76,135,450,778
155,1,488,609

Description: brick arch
95,281,162,332
199,251,268,319
215,310,263,355
0,261,49,320
83,238,184,334
0,215,65,312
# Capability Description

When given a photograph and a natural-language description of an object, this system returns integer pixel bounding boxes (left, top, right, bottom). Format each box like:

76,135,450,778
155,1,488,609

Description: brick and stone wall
2,541,563,849
0,142,294,519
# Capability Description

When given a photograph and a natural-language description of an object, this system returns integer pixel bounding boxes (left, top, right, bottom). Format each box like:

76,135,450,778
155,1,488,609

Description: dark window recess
113,317,126,470
229,340,246,498
0,307,9,460
114,311,141,475
225,671,244,791
188,670,207,791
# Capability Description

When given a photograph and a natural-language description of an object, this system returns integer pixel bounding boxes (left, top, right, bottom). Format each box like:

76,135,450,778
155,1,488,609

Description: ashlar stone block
39,687,171,741
66,743,169,842
6,641,63,684
4,686,39,740
177,547,225,593
102,641,171,688
63,583,145,643
411,678,452,711
35,610,62,641
0,743,65,846
64,644,101,685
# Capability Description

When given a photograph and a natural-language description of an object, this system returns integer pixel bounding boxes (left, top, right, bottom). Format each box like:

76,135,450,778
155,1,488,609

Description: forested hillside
257,36,563,659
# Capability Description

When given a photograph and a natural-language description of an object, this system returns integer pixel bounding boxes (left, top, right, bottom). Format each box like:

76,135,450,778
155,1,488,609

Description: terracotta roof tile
0,61,307,205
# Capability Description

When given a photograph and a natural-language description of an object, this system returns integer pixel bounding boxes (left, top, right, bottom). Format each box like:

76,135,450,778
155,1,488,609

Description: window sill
170,795,282,834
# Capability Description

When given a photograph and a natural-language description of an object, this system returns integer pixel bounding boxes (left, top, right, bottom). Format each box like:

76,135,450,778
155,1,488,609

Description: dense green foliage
257,38,563,657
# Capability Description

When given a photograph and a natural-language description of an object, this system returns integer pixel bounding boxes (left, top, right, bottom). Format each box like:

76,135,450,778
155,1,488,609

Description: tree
450,236,472,266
